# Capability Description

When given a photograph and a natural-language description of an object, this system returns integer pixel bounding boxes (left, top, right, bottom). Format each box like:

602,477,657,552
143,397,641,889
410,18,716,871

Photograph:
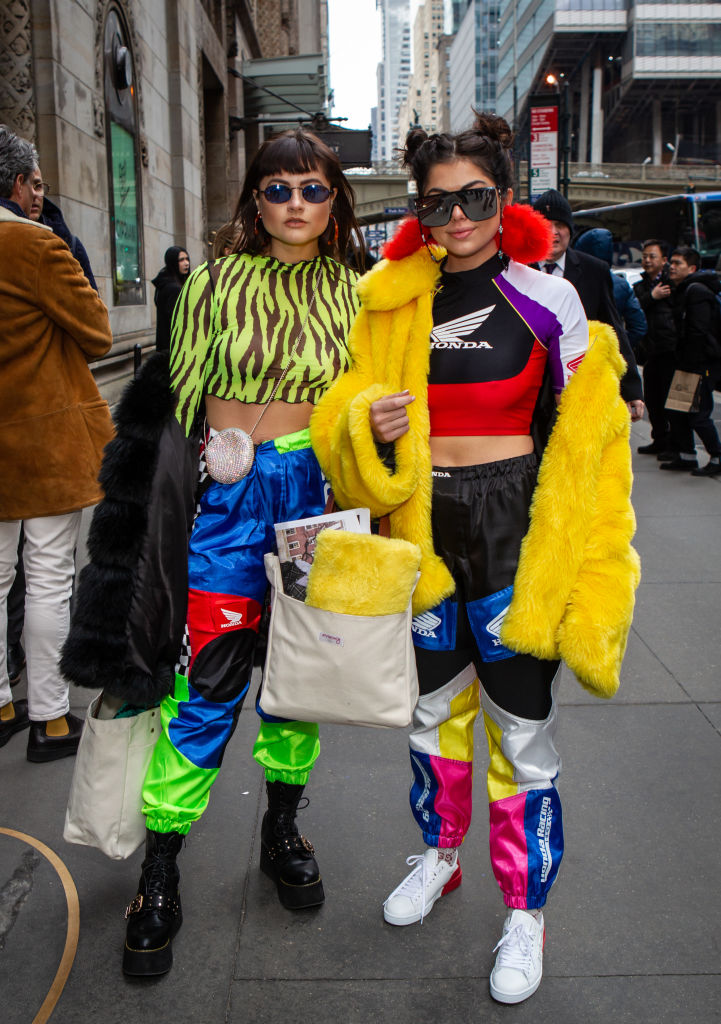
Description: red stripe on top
428,339,548,436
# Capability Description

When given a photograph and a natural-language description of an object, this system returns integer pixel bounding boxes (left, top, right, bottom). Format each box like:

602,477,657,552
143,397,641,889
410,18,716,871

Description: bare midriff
205,394,315,443
429,433,534,467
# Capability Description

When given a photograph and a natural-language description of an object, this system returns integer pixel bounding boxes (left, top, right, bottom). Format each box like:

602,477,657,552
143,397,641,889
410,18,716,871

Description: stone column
0,0,37,141
653,99,662,165
577,58,590,164
590,58,603,166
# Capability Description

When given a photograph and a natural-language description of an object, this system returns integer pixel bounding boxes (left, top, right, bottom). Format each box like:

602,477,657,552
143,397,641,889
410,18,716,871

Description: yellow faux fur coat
310,228,641,699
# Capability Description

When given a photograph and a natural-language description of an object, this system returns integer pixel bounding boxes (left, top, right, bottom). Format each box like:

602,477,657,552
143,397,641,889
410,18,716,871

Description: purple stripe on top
494,272,566,392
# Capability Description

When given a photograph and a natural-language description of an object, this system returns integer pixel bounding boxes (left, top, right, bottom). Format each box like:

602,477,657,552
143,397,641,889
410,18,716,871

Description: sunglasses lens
263,184,292,204
415,188,498,227
460,188,498,221
414,195,449,227
302,184,331,203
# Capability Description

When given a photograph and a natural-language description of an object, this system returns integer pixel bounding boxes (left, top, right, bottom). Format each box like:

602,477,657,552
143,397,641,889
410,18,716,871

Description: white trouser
0,513,82,720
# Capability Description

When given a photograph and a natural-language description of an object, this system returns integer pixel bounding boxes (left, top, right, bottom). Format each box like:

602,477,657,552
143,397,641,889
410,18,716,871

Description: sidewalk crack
0,847,41,950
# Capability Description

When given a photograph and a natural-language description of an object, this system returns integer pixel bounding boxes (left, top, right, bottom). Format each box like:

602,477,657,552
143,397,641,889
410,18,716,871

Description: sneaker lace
383,854,429,923
493,921,534,976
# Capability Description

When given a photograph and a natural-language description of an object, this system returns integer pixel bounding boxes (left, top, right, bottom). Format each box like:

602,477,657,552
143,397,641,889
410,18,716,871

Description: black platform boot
260,781,325,909
123,829,184,976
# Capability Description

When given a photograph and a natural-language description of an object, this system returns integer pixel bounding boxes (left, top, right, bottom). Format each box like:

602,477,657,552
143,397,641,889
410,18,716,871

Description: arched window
104,6,144,305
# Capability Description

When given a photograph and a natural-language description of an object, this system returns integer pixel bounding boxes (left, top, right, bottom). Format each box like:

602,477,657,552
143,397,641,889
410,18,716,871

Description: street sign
384,206,408,215
529,97,559,201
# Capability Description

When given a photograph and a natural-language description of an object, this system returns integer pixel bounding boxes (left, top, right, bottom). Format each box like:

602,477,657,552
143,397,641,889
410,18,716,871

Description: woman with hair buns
311,112,639,1004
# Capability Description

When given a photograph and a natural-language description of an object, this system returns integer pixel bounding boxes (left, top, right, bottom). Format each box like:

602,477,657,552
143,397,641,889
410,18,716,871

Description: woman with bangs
66,129,363,977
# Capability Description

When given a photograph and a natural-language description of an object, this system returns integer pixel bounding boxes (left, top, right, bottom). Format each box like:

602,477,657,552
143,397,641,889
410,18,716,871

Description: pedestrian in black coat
633,240,677,455
532,189,644,416
38,196,98,291
660,246,721,476
151,246,190,352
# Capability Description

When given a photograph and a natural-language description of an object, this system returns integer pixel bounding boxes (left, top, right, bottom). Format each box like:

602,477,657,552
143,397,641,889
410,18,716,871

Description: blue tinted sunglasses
260,183,331,204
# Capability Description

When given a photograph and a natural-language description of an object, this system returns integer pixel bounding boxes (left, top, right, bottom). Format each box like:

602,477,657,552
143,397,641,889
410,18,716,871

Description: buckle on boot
266,834,315,861
124,892,179,918
125,894,144,918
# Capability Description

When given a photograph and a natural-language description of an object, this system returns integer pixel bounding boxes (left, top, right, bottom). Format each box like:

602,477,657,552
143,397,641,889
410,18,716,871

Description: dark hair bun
402,127,430,168
472,111,514,151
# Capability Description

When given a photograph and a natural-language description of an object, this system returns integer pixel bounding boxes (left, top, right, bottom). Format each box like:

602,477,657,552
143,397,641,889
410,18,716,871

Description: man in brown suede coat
0,126,114,761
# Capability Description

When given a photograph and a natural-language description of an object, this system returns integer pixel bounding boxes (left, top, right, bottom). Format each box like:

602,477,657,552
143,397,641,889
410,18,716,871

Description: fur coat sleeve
501,321,641,698
311,247,455,616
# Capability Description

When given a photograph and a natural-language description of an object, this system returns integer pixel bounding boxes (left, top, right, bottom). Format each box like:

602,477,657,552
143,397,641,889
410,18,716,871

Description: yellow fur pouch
305,530,421,615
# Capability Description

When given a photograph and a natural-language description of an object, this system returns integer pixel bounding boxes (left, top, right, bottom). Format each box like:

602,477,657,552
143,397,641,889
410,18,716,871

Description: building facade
496,0,721,166
448,0,500,131
397,0,446,137
0,0,329,396
375,0,411,163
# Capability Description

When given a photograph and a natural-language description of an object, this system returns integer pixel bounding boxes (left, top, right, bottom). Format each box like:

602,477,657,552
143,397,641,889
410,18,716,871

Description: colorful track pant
142,428,326,835
409,454,563,910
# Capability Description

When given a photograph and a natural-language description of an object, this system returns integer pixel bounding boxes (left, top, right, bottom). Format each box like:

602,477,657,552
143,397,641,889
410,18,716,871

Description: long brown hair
230,128,364,266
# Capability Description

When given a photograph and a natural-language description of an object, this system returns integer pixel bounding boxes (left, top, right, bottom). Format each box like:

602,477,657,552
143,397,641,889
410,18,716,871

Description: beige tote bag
64,694,159,860
259,553,419,728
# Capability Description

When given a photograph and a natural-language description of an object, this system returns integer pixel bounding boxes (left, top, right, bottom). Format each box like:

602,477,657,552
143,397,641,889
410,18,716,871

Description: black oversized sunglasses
259,183,331,204
413,187,498,227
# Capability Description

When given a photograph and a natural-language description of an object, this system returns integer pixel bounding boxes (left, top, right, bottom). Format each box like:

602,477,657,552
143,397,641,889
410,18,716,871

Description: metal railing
514,160,721,185
350,160,721,184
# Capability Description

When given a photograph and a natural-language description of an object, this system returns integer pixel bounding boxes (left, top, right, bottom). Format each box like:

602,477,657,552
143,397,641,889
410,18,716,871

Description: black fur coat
60,353,198,705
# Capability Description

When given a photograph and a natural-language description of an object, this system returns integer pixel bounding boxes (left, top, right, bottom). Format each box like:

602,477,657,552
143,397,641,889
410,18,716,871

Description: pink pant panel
430,753,473,847
409,746,474,848
488,791,530,908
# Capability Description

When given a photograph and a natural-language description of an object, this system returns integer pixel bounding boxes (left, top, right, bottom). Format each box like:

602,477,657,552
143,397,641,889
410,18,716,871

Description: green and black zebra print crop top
169,253,359,436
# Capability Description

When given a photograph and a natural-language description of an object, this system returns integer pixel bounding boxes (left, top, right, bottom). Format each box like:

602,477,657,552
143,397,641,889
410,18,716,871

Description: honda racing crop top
170,253,359,436
429,256,588,436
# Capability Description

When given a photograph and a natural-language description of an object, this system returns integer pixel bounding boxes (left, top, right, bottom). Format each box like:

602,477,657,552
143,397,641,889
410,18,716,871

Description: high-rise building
375,0,412,162
449,0,500,131
496,0,721,164
445,0,473,34
397,0,446,137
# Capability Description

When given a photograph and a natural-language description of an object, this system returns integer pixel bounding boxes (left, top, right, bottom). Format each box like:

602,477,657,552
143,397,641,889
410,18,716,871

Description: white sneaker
489,909,545,1004
383,848,462,926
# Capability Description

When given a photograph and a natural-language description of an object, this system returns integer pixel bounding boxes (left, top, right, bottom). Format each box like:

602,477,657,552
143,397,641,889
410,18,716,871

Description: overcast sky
327,0,382,130
327,0,425,130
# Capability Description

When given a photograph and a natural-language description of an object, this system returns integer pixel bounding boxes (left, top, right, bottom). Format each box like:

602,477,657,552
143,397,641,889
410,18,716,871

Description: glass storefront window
104,6,144,305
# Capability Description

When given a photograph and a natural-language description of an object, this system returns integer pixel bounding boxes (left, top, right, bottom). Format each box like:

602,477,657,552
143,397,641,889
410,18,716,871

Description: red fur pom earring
494,204,553,265
326,213,339,244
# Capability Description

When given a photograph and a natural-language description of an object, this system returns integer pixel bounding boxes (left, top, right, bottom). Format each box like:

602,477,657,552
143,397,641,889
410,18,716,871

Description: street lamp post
560,80,570,199
544,73,570,198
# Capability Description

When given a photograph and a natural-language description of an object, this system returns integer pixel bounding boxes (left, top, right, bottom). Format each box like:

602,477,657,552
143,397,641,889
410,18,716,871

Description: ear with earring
326,212,338,244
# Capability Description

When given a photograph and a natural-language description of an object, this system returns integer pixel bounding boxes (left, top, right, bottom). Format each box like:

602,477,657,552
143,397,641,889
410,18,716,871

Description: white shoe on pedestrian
383,847,462,926
489,908,544,1004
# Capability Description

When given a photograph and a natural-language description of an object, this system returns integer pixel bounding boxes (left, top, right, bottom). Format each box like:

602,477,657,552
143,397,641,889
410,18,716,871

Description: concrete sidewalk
2,415,720,1024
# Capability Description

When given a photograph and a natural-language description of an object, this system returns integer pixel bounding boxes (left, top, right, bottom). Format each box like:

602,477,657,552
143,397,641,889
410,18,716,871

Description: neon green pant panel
253,719,320,785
